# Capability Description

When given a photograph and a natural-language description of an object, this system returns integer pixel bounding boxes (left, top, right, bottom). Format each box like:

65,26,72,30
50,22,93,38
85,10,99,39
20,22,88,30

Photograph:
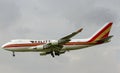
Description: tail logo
88,22,113,42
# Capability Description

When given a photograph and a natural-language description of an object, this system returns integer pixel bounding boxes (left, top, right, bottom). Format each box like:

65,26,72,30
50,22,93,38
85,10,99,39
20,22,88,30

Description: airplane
1,22,113,57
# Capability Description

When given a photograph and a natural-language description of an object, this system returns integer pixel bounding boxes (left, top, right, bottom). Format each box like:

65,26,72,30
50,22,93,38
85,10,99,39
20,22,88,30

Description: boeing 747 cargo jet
1,22,113,57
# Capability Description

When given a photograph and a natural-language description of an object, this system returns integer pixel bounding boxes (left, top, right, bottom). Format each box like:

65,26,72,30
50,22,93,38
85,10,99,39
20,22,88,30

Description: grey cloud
79,8,118,25
0,0,20,29
63,7,119,26
0,0,120,73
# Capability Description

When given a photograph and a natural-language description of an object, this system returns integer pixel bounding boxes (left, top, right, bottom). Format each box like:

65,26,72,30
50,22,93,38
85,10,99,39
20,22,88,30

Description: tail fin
88,22,113,42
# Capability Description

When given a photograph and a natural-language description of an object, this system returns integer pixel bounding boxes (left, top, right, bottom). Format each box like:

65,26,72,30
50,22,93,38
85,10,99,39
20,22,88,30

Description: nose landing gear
12,52,15,57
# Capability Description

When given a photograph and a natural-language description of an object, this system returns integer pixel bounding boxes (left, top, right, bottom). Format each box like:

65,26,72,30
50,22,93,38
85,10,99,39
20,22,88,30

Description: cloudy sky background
0,0,120,73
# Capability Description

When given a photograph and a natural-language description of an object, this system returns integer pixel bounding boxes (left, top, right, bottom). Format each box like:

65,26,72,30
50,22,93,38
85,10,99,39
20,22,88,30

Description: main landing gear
50,51,60,58
51,52,55,58
12,51,15,57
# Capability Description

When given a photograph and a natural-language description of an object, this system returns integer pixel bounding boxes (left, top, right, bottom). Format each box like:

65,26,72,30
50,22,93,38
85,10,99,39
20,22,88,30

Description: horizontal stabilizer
96,35,113,43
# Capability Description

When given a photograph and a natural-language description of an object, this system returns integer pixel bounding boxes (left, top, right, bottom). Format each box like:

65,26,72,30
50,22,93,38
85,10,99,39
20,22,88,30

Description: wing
60,28,83,40
58,28,83,45
43,28,83,48
33,28,83,57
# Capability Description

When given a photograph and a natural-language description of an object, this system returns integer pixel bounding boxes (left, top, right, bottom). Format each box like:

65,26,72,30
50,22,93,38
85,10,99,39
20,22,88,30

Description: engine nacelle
40,52,47,56
58,39,70,44
40,52,51,56
50,39,70,45
36,45,44,49
43,43,51,49
50,40,59,45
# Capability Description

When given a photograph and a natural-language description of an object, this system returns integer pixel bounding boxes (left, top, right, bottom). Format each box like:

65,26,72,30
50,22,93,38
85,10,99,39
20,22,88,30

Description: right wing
60,28,83,40
32,28,83,57
43,28,83,48
58,28,83,45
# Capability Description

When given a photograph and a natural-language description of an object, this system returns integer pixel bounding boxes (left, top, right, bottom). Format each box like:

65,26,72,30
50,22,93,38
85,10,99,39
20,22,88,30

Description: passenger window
30,41,34,43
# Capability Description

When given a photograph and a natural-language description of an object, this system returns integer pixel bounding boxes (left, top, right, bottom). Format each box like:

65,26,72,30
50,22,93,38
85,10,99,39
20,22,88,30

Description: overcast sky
0,0,120,73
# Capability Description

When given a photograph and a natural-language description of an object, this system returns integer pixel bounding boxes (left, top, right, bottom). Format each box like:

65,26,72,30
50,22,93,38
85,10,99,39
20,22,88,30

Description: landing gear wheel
51,52,55,58
55,53,60,56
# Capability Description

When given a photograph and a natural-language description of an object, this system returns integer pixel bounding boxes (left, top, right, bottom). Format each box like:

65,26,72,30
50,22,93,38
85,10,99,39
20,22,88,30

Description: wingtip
109,21,113,24
77,28,83,32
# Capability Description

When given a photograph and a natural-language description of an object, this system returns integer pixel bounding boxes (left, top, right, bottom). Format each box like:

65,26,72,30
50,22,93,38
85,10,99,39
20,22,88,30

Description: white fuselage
1,39,94,52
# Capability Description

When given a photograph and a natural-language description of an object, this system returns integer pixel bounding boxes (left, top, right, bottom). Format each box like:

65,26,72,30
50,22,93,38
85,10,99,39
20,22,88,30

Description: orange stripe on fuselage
88,22,112,42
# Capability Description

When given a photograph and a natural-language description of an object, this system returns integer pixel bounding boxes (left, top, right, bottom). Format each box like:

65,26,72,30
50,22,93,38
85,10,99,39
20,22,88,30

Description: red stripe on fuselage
3,42,97,48
3,43,44,48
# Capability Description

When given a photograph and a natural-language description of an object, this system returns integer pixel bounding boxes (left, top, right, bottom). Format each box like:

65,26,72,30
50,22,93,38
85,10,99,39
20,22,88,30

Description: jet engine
50,39,70,45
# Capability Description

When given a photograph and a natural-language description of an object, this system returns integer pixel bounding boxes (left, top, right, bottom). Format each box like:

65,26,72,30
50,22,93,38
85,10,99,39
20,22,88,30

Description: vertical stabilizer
88,22,113,42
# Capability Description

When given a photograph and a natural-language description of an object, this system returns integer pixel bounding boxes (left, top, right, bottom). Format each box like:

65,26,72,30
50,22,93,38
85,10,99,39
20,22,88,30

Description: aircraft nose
1,44,5,49
1,43,8,49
